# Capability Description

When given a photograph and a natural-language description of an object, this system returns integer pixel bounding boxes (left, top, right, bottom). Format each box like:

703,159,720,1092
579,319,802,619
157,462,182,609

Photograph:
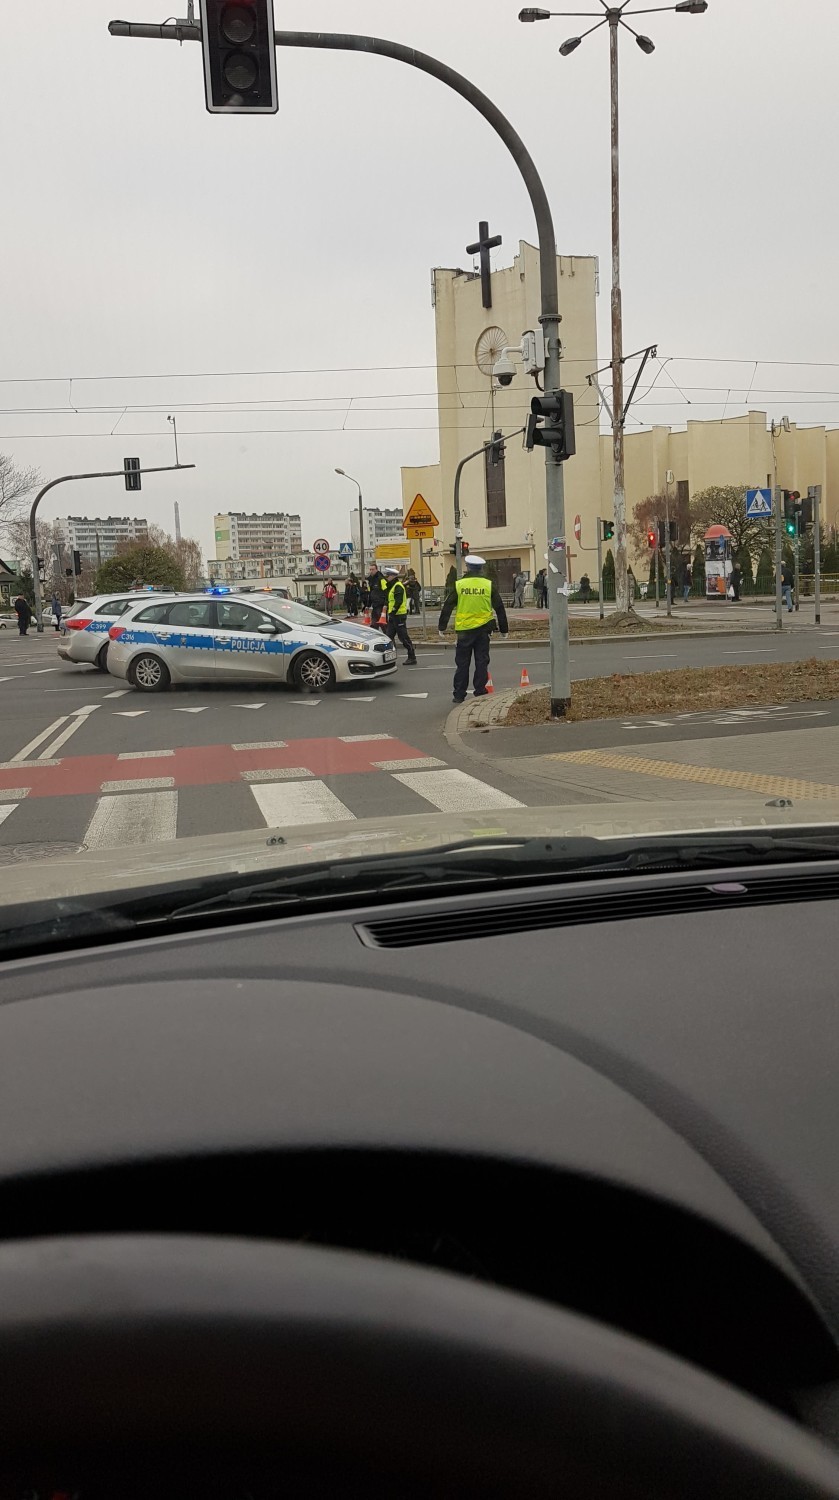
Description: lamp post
335,468,365,576
519,0,708,614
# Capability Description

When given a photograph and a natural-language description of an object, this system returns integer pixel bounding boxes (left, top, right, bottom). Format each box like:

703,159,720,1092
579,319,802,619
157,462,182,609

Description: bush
95,544,185,593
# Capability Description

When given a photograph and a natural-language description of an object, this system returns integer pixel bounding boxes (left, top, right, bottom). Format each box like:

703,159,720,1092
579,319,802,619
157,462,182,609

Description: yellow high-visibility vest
387,580,408,617
454,576,493,631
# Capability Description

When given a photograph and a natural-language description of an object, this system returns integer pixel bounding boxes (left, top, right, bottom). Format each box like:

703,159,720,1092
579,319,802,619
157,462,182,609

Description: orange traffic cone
363,607,371,625
485,673,494,694
520,667,531,687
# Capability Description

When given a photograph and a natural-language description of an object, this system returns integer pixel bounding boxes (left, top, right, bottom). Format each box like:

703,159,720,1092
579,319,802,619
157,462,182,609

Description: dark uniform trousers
453,625,491,699
386,615,417,662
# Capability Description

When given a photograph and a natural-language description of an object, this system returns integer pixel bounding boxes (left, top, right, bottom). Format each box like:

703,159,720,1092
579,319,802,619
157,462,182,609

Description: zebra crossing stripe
392,769,524,812
249,779,356,827
84,791,178,849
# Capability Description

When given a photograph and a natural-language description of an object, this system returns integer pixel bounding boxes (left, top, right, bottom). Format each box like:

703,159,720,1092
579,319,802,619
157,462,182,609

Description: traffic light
647,528,657,549
525,390,576,461
201,0,278,114
601,519,614,541
785,516,796,537
123,456,141,493
487,430,506,465
73,549,82,576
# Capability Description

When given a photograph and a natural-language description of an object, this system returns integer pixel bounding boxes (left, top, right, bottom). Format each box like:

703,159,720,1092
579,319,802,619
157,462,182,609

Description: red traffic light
647,528,657,548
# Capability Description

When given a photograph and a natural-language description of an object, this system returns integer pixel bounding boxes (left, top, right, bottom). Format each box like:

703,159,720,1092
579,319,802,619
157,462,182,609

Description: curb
444,686,577,794
421,626,818,650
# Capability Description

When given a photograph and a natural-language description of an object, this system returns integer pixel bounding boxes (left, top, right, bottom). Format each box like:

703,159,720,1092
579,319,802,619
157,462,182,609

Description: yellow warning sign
403,493,439,532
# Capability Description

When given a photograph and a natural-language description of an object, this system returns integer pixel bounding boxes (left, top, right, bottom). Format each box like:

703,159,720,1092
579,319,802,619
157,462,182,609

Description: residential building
350,507,405,558
213,511,302,560
400,241,603,594
56,515,149,565
206,550,350,604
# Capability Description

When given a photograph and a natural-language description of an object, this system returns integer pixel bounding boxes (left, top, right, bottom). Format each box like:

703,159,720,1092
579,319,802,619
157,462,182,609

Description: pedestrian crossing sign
745,487,773,517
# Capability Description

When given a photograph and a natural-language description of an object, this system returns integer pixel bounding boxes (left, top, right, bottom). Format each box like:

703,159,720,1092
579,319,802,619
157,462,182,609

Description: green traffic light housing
785,519,796,536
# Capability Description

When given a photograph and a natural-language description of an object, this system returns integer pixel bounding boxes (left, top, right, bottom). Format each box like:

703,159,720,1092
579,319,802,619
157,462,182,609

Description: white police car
106,592,398,692
58,591,178,672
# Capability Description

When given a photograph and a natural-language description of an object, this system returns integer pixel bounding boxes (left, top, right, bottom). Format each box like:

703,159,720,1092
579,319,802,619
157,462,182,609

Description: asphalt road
0,621,835,860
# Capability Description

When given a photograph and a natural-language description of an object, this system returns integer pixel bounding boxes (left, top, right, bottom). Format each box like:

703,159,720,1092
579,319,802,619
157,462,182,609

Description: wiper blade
163,830,839,923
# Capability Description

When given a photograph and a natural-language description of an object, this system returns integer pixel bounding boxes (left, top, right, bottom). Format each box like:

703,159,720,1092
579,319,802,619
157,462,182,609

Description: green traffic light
785,521,796,535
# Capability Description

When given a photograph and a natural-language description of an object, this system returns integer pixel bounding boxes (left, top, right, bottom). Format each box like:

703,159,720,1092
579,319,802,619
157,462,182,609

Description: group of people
11,593,65,637
342,569,423,619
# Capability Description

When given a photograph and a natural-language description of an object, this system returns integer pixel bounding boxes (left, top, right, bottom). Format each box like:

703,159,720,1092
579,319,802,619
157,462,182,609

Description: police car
58,591,179,672
106,591,398,692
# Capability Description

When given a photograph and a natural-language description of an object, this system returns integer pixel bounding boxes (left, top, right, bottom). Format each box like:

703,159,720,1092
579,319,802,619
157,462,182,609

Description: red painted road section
0,738,429,800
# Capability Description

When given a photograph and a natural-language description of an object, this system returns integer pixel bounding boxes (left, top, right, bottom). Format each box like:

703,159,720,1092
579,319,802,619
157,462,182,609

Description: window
167,601,212,628
97,599,134,616
485,445,507,528
217,602,282,633
134,602,174,624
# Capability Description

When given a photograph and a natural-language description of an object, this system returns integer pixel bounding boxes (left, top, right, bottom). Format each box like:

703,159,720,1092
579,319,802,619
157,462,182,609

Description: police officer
382,566,418,665
438,555,508,703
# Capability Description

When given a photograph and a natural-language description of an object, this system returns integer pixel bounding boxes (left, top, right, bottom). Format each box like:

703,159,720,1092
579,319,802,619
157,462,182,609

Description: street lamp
519,0,708,614
334,467,365,575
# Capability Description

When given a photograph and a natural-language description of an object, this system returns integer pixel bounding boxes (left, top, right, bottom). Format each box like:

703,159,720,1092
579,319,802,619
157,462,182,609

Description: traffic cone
363,607,371,625
520,667,531,687
485,673,494,694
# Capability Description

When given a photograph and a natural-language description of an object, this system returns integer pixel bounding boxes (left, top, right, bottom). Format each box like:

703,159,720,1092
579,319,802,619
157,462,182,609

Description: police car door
153,598,216,680
214,600,290,682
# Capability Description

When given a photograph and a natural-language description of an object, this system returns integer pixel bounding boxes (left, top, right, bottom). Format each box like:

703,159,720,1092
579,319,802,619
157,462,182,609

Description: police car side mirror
257,622,278,635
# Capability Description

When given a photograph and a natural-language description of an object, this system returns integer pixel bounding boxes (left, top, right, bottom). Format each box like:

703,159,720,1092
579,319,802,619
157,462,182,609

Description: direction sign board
312,538,330,555
376,542,411,562
573,514,582,542
403,494,440,531
745,487,773,518
314,553,331,573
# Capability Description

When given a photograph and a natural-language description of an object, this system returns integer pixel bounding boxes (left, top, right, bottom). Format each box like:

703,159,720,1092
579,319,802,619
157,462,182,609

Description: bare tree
143,524,204,587
0,453,40,521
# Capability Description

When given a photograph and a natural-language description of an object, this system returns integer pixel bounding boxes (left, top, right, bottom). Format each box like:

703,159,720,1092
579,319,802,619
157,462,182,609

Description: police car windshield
260,600,331,628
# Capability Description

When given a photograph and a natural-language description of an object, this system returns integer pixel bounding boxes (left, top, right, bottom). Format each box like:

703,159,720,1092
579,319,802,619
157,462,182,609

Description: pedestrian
513,570,527,609
50,592,62,633
367,563,389,629
682,561,692,604
344,575,358,617
405,571,421,615
533,567,545,608
359,579,370,612
539,570,549,609
781,559,794,613
14,594,31,637
323,579,338,617
579,573,591,604
382,566,418,665
729,561,742,603
438,554,508,704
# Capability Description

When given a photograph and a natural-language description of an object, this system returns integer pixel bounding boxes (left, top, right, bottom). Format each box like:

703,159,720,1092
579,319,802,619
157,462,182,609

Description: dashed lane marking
105,690,130,698
100,777,176,792
232,741,288,751
117,750,175,760
547,749,839,800
338,734,393,743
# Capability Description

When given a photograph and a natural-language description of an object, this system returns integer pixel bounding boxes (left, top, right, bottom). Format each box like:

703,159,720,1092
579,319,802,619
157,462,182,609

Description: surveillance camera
493,352,516,387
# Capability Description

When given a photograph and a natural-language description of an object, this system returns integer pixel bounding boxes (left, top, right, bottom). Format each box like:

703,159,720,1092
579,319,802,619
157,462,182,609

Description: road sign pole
772,470,783,632
794,517,800,612
419,546,427,634
813,484,822,625
596,527,604,620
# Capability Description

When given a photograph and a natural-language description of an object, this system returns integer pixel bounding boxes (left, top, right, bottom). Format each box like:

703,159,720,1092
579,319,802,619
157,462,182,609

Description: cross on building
466,220,502,309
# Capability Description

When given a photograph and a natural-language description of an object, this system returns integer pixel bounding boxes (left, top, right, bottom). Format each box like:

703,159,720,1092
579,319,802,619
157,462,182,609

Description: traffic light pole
813,485,822,625
28,464,194,632
108,19,573,714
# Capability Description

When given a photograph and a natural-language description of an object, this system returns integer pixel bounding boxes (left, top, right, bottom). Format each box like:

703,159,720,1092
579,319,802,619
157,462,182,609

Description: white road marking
0,804,20,827
32,668,60,674
290,699,321,706
84,791,178,849
0,677,21,684
373,757,446,771
392,769,524,812
100,777,176,792
344,696,376,702
723,649,777,655
623,653,678,659
250,779,355,826
172,706,207,713
114,710,148,717
232,741,287,751
241,767,313,782
232,702,266,710
12,716,68,761
38,705,99,760
338,734,393,743
398,693,429,698
117,749,175,760
105,689,130,698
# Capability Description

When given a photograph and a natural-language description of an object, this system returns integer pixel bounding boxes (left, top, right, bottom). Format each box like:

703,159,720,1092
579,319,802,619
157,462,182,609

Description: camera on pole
201,0,278,114
524,390,575,461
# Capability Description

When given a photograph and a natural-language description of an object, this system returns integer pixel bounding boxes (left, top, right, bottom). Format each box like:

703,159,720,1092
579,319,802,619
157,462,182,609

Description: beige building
401,242,602,593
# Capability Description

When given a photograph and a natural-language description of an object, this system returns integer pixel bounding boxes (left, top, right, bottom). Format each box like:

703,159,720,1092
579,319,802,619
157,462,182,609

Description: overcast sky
4,0,837,557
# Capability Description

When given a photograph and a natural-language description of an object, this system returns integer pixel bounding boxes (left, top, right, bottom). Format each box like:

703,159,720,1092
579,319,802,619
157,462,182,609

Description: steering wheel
3,1234,839,1497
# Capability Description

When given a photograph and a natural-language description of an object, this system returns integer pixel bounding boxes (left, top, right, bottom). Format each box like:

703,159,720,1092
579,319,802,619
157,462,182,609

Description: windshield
0,1,835,926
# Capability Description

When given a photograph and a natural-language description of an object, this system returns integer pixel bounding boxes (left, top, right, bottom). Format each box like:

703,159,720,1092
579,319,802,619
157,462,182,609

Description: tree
602,547,615,601
629,490,691,558
95,544,185,593
688,485,770,559
144,524,204,588
0,453,40,529
736,546,754,590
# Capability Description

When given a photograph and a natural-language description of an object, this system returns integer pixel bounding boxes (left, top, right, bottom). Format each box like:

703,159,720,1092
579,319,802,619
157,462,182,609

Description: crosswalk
0,734,525,857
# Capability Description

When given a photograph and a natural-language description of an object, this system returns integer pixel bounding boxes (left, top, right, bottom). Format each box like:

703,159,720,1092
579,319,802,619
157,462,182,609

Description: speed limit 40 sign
312,538,330,555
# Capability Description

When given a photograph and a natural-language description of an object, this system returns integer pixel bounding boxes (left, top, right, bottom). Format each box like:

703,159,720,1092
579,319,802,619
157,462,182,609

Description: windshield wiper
164,830,839,923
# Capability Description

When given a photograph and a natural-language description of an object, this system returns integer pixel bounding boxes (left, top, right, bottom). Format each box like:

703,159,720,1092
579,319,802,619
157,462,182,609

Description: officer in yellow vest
437,555,508,703
382,566,418,665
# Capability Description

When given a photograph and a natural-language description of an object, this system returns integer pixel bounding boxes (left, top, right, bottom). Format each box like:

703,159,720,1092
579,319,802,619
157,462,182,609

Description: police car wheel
130,653,170,693
294,651,336,693
95,643,110,672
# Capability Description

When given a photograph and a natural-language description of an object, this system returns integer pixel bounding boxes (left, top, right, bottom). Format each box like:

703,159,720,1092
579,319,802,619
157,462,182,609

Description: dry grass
503,658,839,726
406,612,683,644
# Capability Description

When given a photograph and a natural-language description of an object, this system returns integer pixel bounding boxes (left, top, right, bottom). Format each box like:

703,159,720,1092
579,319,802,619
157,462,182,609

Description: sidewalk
445,686,839,806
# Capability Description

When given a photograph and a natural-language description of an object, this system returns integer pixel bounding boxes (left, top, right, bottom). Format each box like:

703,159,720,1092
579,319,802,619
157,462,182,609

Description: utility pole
812,484,822,625
664,487,672,618
109,22,573,715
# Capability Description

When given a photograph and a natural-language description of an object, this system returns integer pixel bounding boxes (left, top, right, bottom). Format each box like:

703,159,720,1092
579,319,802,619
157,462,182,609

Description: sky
4,0,838,560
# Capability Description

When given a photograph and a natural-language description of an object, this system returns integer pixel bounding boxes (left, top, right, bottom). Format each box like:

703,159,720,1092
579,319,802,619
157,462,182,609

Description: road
0,620,836,860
